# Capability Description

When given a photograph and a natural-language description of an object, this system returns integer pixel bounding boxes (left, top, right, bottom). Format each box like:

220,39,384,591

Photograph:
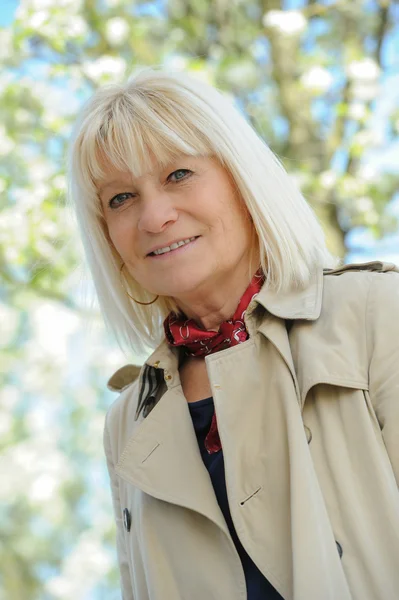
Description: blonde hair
68,68,339,354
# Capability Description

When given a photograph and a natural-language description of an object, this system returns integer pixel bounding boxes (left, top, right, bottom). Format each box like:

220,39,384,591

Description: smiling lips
148,236,198,256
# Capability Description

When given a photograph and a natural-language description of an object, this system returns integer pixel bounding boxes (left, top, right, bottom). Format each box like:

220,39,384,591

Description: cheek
106,216,131,248
218,198,251,234
106,221,144,272
106,224,122,254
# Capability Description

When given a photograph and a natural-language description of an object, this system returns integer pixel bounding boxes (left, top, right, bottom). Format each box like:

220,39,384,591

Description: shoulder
288,261,399,400
313,260,399,367
322,260,399,310
291,260,398,349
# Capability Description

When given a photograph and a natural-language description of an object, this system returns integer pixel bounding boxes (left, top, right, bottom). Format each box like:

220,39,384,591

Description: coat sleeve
104,413,135,600
367,270,399,485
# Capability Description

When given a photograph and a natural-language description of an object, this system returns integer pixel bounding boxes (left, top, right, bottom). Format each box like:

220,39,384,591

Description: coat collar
140,263,323,372
254,265,323,321
108,266,324,393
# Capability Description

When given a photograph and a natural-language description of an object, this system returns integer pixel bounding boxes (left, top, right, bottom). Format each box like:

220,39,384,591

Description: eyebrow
98,179,130,195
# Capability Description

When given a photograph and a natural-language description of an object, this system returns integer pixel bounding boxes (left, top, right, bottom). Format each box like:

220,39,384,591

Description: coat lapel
115,383,230,536
205,317,351,600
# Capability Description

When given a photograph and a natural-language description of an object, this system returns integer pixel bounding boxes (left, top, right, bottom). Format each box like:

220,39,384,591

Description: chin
154,270,211,298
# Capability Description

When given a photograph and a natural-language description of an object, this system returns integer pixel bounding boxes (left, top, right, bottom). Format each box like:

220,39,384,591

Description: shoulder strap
323,260,399,276
107,364,141,392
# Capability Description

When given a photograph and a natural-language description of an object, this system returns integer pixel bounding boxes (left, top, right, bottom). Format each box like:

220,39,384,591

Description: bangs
76,89,213,210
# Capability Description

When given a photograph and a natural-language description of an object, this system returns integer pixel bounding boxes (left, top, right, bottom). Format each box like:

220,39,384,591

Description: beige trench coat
104,261,399,600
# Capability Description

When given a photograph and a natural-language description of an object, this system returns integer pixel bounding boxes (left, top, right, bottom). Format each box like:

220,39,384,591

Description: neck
174,259,261,332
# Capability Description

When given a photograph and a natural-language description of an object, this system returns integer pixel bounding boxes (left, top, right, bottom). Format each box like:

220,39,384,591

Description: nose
137,190,178,234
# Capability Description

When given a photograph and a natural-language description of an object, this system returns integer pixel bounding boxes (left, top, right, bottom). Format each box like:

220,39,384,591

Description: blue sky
0,0,17,26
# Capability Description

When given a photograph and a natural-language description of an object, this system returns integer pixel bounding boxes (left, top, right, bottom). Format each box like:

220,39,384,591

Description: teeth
152,237,196,255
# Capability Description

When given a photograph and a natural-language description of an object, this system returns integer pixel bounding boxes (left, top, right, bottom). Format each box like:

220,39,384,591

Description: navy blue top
188,397,283,600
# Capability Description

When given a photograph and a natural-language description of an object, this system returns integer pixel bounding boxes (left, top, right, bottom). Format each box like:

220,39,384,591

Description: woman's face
98,154,255,300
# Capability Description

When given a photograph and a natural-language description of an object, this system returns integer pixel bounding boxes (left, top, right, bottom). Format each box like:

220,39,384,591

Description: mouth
147,236,200,258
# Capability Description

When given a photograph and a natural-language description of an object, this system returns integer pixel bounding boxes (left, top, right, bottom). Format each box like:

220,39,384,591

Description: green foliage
0,0,398,598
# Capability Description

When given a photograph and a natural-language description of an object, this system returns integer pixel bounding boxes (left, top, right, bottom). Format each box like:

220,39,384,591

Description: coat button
123,508,131,532
304,425,312,444
336,541,343,558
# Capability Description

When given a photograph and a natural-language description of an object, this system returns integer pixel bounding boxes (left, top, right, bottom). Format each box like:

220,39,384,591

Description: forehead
95,142,178,178
95,151,214,192
95,145,158,179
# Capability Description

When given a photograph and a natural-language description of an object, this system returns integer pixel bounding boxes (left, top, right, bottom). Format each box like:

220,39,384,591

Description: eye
108,192,135,209
168,169,192,183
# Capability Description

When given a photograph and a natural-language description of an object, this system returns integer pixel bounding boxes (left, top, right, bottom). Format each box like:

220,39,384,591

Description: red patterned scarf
163,269,265,453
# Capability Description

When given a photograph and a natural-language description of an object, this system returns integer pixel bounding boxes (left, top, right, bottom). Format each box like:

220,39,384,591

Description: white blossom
352,82,380,102
27,0,54,8
30,473,58,502
301,66,333,92
357,164,378,182
0,208,29,250
348,103,367,120
39,21,61,38
30,81,80,116
0,29,13,60
355,196,374,212
27,10,48,28
355,129,384,147
82,56,126,82
105,17,129,45
31,302,79,360
320,170,338,189
224,61,259,87
347,58,380,82
16,0,51,15
163,54,188,71
4,246,19,262
26,157,54,183
46,533,112,598
24,403,61,438
0,439,71,502
263,10,307,35
67,15,88,38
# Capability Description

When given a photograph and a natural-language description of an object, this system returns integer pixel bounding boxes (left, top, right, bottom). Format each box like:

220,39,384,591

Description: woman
68,69,399,600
